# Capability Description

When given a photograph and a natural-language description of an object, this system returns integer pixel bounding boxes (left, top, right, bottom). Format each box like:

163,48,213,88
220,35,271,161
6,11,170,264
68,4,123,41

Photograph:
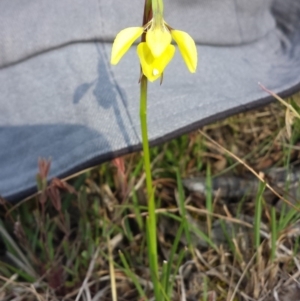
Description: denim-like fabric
0,0,300,201
0,0,275,67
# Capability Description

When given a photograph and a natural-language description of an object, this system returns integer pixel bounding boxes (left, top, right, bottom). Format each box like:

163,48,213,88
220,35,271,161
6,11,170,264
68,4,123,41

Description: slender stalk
140,77,154,217
140,2,161,299
152,0,164,20
140,75,159,298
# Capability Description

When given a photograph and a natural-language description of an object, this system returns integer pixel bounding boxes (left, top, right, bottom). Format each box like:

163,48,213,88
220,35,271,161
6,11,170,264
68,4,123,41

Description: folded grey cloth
1,0,300,201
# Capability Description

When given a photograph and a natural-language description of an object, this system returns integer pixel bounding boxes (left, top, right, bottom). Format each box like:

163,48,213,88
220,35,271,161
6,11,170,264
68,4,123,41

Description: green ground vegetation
1,93,300,300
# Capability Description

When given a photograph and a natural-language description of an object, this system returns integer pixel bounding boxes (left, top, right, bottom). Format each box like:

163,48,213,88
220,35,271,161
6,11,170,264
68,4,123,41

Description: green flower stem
152,0,164,18
140,75,159,294
140,79,153,212
140,2,160,299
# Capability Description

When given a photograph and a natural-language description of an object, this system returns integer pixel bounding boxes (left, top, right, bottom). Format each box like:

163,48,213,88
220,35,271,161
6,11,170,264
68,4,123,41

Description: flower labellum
110,0,197,82
137,42,175,82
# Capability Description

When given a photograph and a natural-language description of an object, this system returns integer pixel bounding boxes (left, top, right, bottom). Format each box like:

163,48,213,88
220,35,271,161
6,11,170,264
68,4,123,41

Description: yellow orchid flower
110,0,197,82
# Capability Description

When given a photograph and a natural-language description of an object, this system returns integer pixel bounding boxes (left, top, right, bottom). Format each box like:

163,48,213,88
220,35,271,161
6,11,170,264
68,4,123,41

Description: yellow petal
171,30,197,73
146,23,172,58
111,27,144,65
137,42,175,82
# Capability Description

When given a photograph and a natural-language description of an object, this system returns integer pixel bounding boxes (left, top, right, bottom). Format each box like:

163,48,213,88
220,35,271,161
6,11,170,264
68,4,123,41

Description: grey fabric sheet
1,0,300,201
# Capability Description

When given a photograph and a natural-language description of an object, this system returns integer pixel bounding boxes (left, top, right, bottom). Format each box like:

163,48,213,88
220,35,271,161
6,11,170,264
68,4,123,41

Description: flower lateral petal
137,42,175,82
111,27,144,65
171,30,197,73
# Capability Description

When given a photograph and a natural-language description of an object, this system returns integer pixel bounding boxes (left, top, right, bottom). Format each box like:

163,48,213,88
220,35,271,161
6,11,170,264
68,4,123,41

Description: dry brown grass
1,94,300,300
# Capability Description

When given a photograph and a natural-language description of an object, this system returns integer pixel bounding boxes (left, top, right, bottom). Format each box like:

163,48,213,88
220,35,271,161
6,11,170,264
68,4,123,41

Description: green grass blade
132,189,144,231
254,181,266,251
205,163,213,236
0,220,36,278
271,206,277,262
176,169,192,249
164,221,184,296
119,251,148,301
